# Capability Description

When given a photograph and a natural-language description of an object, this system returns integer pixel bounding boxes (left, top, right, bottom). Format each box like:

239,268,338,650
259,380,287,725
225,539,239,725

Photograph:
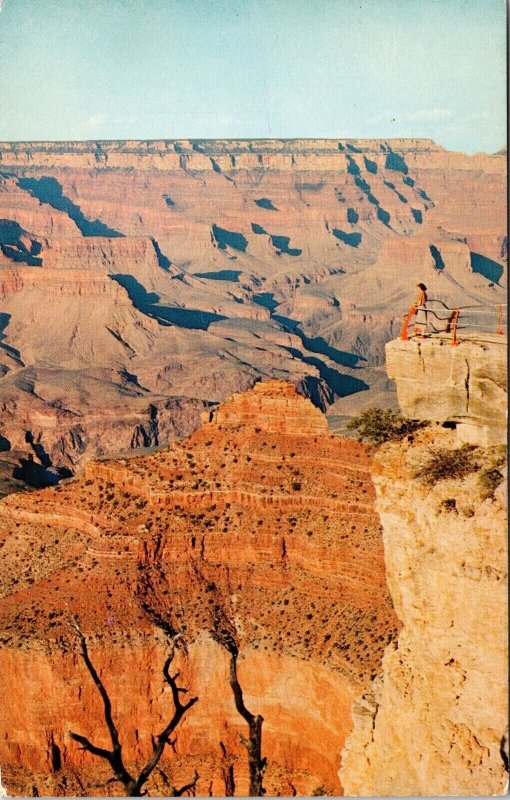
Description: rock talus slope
0,381,398,796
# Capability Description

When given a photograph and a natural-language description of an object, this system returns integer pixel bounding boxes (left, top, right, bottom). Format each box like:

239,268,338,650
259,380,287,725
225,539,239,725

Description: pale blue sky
0,0,506,152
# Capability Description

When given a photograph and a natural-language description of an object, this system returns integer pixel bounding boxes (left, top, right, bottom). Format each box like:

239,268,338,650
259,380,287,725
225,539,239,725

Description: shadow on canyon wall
112,274,227,330
0,219,42,265
17,176,124,237
470,252,504,285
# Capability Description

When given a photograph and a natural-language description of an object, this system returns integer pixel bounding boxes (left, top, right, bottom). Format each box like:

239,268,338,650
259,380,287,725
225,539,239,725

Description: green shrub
479,467,504,500
414,445,479,486
347,408,427,446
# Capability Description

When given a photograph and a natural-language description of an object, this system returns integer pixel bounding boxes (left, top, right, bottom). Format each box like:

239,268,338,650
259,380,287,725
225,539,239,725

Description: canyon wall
0,138,506,486
0,381,398,796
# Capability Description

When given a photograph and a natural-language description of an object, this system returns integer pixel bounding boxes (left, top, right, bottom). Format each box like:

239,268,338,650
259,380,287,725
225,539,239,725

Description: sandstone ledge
386,334,507,444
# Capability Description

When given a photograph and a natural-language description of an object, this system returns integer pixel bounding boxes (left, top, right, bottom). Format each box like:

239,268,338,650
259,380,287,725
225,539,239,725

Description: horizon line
0,136,506,157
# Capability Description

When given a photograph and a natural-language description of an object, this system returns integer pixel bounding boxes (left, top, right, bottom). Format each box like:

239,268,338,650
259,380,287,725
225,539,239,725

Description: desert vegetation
347,408,426,445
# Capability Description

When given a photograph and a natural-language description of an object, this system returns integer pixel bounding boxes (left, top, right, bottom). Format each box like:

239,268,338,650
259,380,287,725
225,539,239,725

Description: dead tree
223,643,266,796
219,741,235,797
68,617,198,797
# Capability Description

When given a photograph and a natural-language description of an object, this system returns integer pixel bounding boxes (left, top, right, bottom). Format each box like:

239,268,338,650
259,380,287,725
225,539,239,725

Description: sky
0,0,506,153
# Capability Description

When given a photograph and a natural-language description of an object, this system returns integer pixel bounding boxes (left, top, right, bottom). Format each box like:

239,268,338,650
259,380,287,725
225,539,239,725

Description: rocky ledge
386,333,507,444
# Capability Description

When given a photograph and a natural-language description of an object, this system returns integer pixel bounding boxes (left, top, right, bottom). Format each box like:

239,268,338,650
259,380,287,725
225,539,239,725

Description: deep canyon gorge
0,138,506,489
0,138,507,796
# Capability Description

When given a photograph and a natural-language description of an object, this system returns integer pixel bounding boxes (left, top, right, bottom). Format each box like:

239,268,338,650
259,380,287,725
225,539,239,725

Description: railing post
401,305,417,341
451,308,460,346
497,304,503,335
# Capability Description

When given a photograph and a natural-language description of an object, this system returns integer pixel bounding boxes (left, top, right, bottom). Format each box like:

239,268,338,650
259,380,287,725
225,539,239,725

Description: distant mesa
347,208,359,224
251,223,267,235
411,208,423,224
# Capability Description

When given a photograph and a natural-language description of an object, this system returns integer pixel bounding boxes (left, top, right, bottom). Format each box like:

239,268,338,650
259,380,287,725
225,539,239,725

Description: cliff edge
340,340,508,795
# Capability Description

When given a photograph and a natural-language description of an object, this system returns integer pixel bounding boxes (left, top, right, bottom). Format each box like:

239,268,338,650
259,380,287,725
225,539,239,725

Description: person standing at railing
414,282,428,338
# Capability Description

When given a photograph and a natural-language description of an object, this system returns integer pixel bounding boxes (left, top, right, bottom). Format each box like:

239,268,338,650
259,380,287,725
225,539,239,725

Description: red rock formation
0,138,505,480
0,381,398,796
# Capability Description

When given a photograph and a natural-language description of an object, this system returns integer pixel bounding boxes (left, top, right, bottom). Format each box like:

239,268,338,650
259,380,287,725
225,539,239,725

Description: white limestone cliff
340,337,508,796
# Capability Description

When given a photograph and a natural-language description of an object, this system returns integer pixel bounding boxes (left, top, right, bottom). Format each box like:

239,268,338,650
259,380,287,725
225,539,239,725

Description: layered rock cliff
0,381,398,796
340,341,508,795
0,138,506,486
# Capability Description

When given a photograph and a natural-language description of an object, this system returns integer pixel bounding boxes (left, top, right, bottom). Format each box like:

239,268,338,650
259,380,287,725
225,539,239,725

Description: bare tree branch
227,650,266,797
133,648,198,793
68,732,114,761
219,740,236,797
67,617,198,796
68,617,134,789
171,769,199,796
211,615,266,796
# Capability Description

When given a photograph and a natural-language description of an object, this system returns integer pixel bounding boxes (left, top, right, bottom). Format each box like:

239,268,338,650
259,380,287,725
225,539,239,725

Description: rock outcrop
340,433,507,795
386,334,507,444
0,381,398,796
340,330,508,795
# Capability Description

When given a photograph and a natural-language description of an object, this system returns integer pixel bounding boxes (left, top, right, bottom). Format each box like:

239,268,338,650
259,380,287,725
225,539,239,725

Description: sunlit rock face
0,381,398,797
0,139,506,482
340,434,507,796
340,330,508,796
386,334,507,444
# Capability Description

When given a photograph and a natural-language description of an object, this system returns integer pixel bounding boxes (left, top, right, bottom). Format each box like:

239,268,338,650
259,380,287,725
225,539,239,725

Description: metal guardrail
400,302,507,346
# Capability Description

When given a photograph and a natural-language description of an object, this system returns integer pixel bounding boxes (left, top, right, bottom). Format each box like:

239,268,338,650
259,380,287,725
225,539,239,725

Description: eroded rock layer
340,431,508,796
0,381,398,796
386,334,507,444
0,139,506,485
